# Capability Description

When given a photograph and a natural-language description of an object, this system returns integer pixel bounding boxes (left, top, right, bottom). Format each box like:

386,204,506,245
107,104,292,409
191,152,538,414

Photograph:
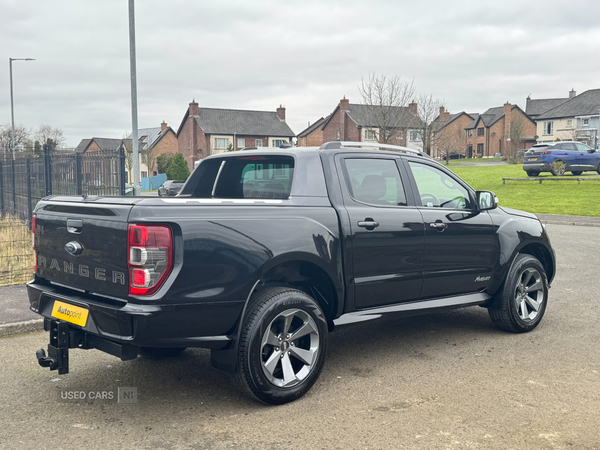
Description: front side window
343,158,407,206
543,122,553,135
408,162,472,210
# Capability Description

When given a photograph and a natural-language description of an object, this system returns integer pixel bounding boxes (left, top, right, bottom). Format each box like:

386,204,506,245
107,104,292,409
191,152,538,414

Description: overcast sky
1,0,600,147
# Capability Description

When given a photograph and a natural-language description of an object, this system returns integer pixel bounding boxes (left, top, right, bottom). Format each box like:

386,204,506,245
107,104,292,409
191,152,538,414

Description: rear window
190,156,294,199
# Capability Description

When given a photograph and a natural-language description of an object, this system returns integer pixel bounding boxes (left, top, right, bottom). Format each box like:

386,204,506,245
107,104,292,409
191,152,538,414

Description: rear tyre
526,171,540,177
550,161,566,176
571,171,583,176
233,288,328,405
488,254,548,333
139,347,186,359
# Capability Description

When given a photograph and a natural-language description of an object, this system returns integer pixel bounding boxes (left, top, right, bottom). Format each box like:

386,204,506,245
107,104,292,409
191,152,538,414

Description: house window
272,139,287,148
477,127,484,136
567,119,573,127
467,129,473,137
543,122,553,135
410,131,421,141
141,171,148,178
215,138,229,149
477,143,484,154
365,129,377,141
255,139,263,147
583,118,589,126
237,138,245,148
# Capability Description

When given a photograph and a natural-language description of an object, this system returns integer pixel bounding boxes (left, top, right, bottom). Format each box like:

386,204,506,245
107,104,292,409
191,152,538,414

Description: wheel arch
517,242,555,285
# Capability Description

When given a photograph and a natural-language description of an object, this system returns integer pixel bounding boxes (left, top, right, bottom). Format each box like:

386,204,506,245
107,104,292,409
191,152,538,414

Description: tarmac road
1,223,599,449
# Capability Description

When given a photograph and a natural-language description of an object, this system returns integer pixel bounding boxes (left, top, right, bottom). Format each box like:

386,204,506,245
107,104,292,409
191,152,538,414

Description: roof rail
319,141,428,157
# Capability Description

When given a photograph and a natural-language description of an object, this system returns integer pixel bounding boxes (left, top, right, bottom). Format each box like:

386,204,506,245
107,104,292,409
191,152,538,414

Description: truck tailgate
34,198,134,298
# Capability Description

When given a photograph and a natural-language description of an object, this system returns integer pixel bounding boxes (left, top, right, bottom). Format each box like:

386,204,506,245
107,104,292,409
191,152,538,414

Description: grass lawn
449,164,600,217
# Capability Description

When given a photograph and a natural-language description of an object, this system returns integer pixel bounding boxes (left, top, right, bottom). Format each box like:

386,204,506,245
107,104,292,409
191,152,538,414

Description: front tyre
488,254,548,333
233,288,328,405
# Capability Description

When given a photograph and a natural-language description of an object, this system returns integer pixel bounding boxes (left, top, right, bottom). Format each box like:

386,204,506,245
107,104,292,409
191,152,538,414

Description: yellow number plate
51,301,89,327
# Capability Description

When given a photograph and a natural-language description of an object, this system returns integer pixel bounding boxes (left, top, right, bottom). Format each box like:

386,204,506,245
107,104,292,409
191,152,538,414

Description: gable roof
432,111,474,133
297,116,329,138
75,137,123,153
178,107,295,137
465,105,531,130
126,126,175,151
526,97,569,117
322,103,423,130
535,89,600,120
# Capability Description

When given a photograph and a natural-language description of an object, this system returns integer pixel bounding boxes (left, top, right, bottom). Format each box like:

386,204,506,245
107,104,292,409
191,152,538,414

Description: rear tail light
541,151,551,155
127,224,173,296
32,215,37,272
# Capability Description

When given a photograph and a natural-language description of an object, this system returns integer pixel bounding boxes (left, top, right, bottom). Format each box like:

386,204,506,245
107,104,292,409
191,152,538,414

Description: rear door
337,154,424,309
402,159,497,299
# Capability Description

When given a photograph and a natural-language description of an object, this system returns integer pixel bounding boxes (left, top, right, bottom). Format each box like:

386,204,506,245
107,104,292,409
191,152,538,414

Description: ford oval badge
65,241,83,256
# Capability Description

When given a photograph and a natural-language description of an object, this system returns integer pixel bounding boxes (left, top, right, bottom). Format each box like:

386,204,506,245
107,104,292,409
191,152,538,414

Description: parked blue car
523,142,600,176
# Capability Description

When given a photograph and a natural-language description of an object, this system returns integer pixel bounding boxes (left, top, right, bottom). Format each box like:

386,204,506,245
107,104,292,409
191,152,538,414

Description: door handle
358,219,379,229
429,221,447,231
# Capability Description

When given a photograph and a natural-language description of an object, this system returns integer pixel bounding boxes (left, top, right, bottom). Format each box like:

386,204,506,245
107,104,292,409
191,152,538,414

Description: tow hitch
36,320,71,375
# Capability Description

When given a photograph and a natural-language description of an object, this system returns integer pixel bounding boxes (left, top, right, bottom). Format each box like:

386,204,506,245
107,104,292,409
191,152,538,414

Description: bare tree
122,136,134,179
415,94,444,155
0,124,32,159
435,123,465,164
34,124,65,151
358,73,416,144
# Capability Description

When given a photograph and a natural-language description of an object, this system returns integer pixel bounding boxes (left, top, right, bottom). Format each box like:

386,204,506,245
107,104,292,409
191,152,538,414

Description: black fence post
26,158,33,223
44,145,52,196
11,159,16,215
75,153,83,196
0,163,4,216
119,146,126,196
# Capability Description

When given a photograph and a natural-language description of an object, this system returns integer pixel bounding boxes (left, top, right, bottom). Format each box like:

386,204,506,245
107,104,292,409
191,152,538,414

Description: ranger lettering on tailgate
38,255,126,285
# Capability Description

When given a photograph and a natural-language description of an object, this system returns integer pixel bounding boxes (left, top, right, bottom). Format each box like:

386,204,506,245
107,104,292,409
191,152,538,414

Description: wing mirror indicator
477,191,498,211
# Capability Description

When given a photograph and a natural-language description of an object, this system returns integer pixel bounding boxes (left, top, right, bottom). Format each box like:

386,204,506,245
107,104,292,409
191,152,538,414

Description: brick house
533,89,600,148
126,121,178,178
296,116,329,147
430,107,474,159
301,97,422,148
177,100,295,170
465,103,536,158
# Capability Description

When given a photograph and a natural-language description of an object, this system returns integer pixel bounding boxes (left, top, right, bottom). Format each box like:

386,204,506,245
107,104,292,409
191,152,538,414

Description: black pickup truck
29,142,555,404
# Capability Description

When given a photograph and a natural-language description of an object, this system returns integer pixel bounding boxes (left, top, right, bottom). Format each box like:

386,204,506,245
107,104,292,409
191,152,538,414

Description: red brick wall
178,115,208,171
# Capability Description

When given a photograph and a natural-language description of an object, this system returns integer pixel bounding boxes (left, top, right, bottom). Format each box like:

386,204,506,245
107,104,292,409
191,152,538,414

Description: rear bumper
523,162,551,172
27,280,242,350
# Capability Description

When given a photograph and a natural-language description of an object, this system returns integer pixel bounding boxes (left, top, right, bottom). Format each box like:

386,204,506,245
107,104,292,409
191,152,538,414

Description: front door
339,156,424,309
404,160,497,299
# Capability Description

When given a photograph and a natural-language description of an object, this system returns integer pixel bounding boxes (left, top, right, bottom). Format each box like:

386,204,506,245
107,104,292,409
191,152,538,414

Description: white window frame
364,129,377,141
255,139,263,147
215,137,229,149
582,118,589,126
543,121,553,135
237,138,246,148
410,130,421,141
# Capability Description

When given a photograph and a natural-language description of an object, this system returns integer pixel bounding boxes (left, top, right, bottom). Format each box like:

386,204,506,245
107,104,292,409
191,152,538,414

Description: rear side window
343,158,407,206
191,156,294,199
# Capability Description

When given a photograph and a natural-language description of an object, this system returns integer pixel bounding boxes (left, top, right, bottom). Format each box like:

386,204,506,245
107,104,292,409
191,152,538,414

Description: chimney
408,101,417,115
439,106,450,122
161,121,167,132
340,96,349,111
276,105,286,121
504,102,512,138
189,99,200,116
569,89,576,99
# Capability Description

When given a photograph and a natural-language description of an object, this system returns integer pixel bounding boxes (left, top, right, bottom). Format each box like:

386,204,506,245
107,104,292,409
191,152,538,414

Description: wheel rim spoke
290,321,316,341
281,353,297,386
289,346,316,366
263,350,281,376
514,267,544,321
262,329,280,348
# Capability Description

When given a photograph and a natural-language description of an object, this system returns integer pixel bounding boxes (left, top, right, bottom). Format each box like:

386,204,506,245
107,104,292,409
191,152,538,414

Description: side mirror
477,191,498,211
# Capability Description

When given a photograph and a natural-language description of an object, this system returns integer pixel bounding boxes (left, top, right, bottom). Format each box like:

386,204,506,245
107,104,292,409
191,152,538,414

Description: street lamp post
9,58,35,160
